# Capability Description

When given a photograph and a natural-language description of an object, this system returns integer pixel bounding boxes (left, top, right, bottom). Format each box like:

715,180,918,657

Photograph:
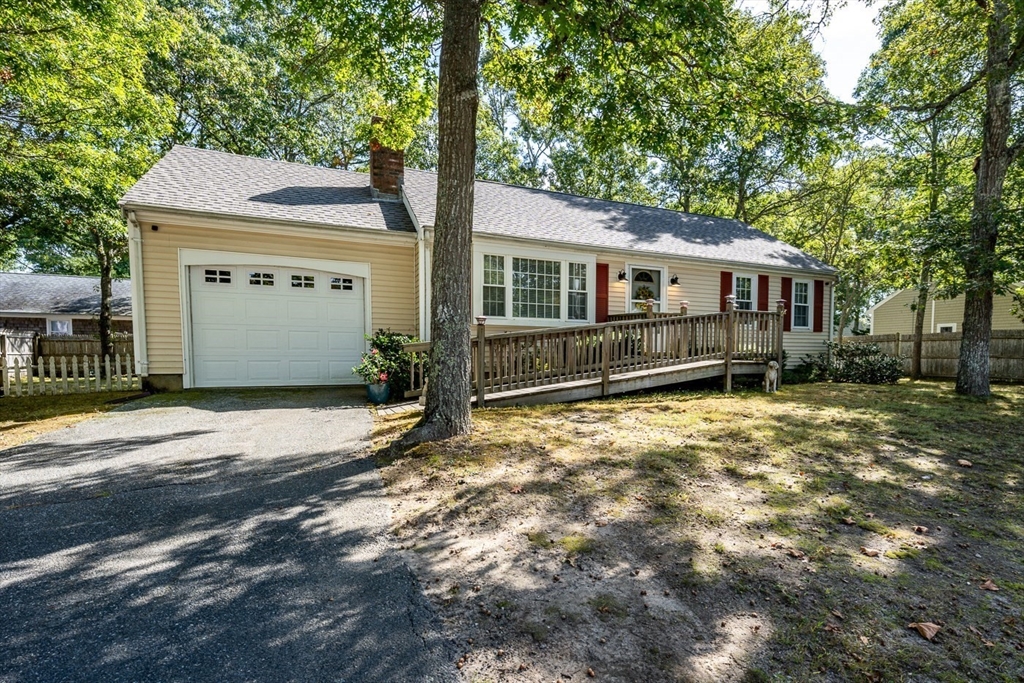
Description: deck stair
404,296,786,407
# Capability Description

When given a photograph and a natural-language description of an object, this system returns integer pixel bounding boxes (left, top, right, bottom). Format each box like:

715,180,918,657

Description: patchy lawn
375,381,1024,683
0,391,145,450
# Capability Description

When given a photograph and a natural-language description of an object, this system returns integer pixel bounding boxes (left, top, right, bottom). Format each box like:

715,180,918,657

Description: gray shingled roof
0,272,132,317
402,170,835,274
121,145,834,274
119,146,416,233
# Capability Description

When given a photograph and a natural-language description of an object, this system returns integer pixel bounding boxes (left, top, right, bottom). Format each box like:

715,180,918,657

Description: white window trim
46,316,74,335
627,264,668,313
937,323,956,333
473,244,596,326
177,248,372,389
733,272,757,311
791,279,813,330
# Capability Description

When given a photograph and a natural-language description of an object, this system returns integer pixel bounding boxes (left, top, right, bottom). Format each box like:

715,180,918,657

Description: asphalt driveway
0,389,455,683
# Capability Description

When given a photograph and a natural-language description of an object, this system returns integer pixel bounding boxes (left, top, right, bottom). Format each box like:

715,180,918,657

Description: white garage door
188,265,365,387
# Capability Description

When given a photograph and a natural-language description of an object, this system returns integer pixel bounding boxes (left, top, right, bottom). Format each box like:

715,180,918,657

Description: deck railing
405,297,787,405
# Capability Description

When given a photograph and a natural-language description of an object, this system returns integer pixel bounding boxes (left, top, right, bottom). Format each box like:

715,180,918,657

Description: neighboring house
870,287,1024,335
0,272,133,337
119,144,837,391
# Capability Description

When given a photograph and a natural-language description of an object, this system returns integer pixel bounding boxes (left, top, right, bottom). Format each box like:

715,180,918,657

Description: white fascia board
466,231,838,280
126,206,417,246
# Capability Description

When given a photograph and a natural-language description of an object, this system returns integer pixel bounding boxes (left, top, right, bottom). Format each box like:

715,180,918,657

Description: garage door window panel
291,274,315,289
249,272,274,286
205,269,232,284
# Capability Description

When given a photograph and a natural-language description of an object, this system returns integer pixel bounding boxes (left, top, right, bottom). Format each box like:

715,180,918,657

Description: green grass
377,381,1024,681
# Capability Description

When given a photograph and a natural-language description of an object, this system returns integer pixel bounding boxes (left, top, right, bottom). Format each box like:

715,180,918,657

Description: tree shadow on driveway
0,390,456,683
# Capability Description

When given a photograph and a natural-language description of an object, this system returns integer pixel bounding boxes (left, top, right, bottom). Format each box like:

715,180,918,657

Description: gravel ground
0,388,455,683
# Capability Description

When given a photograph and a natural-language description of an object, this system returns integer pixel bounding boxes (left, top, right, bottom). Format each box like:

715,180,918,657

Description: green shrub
808,341,902,385
352,329,418,398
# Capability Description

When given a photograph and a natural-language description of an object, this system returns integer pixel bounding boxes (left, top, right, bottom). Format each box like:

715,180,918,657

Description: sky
813,0,882,102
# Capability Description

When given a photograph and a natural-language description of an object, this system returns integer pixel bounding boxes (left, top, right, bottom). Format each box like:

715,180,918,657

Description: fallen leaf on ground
914,525,929,534
587,668,596,678
842,517,855,525
957,459,973,467
509,485,523,494
832,610,845,620
908,622,941,641
866,512,875,518
859,635,870,645
787,548,806,559
860,547,881,557
980,579,1000,591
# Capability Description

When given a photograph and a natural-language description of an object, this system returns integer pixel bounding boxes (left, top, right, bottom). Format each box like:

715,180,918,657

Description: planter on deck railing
403,298,787,405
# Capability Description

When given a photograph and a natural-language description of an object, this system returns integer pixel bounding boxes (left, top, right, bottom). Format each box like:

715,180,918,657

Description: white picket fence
1,354,140,397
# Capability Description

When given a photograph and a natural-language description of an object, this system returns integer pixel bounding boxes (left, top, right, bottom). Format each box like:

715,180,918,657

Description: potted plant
353,348,391,404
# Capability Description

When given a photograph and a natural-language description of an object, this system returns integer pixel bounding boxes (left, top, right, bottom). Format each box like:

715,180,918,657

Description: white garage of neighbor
180,251,371,388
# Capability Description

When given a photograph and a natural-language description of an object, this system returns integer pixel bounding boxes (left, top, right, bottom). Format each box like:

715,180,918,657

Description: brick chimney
369,117,404,199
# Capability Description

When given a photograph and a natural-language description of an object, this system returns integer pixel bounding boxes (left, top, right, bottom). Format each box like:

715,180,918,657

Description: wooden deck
405,297,786,407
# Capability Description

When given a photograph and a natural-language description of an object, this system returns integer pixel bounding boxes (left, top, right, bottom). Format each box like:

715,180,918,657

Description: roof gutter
126,211,149,376
457,228,838,280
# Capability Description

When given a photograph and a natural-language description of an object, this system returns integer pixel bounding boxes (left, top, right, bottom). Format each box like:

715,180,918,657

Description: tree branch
890,68,986,122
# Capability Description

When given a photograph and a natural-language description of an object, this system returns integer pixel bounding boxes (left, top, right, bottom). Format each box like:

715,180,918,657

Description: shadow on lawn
377,382,1024,681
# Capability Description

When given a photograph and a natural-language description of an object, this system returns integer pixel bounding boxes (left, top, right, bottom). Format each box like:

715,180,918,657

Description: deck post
475,316,487,408
776,299,787,386
680,301,689,317
894,331,902,358
645,299,655,319
601,324,611,396
724,295,736,393
680,302,690,360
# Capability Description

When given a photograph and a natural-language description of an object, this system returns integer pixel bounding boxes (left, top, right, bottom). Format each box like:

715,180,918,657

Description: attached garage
186,261,368,388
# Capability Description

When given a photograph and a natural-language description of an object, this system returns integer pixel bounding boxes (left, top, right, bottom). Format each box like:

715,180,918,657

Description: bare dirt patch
375,381,1024,682
0,391,145,451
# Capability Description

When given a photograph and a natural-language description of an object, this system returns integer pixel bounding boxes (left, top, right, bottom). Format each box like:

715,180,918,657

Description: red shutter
758,274,769,311
720,271,732,311
813,279,825,333
781,277,793,332
596,263,609,323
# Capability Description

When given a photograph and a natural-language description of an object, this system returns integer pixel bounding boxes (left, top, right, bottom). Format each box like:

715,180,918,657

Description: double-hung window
483,255,506,317
734,275,754,310
567,263,587,321
793,280,811,328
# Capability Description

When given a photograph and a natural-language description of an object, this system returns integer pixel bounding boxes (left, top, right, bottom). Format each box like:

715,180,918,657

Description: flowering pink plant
378,372,388,383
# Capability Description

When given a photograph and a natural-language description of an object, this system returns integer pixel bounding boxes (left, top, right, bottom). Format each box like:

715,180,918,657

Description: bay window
478,251,592,323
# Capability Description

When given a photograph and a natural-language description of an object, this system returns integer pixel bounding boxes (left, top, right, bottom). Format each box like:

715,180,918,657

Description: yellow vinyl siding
471,249,832,365
871,288,1024,335
140,222,416,375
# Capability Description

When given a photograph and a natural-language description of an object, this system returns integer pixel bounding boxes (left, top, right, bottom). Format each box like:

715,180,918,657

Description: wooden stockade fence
2,354,140,397
38,334,133,358
846,330,1024,382
405,297,787,406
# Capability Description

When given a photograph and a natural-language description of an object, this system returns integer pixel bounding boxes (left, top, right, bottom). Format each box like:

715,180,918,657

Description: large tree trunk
400,0,481,445
911,259,931,380
957,1,1012,397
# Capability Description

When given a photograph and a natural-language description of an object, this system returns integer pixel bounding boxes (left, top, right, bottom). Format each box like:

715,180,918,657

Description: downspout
126,211,149,376
828,279,836,343
929,298,936,334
